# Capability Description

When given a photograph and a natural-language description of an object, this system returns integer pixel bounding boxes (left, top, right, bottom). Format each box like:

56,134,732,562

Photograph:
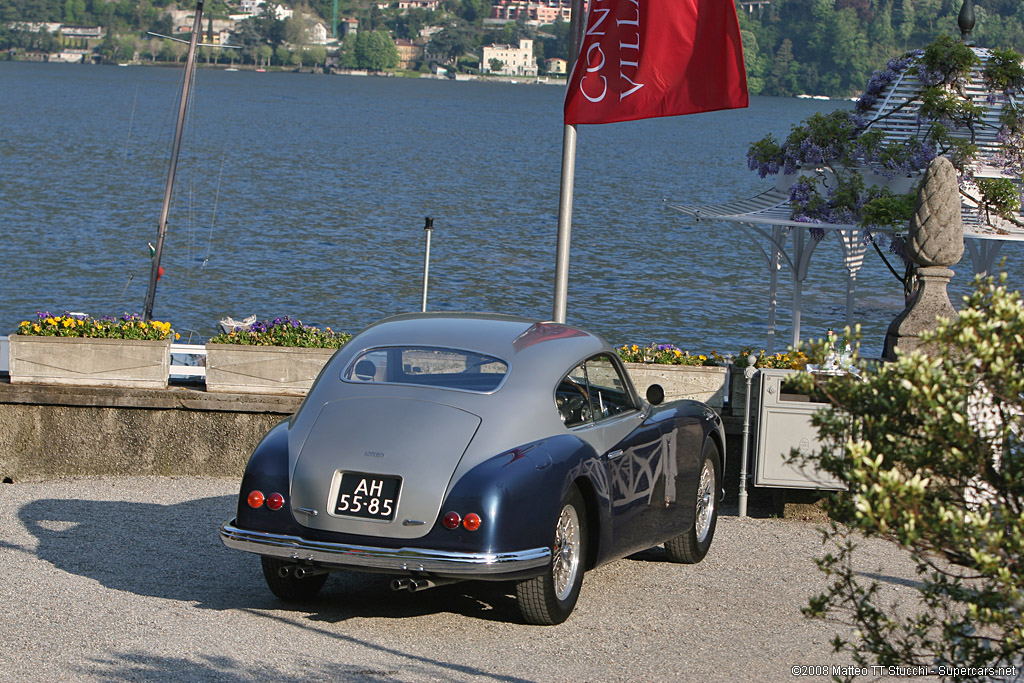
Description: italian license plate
334,472,401,520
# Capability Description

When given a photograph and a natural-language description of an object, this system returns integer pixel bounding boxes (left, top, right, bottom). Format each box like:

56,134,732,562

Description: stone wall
0,379,749,488
0,380,302,481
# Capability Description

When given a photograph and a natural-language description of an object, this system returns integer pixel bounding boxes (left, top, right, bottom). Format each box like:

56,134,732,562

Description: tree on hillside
766,38,800,97
740,29,766,95
283,14,307,50
354,29,397,70
428,23,476,66
302,44,326,67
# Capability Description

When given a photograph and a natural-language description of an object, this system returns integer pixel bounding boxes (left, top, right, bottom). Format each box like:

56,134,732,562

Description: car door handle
606,449,624,460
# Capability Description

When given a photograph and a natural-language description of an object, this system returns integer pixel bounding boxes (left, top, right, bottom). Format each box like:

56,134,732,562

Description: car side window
555,355,637,428
584,355,637,421
555,362,591,427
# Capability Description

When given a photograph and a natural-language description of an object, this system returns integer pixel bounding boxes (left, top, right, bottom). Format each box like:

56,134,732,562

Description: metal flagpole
421,216,434,312
143,0,204,322
551,0,587,324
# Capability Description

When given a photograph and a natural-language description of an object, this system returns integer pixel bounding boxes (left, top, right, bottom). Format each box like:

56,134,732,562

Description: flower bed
207,316,350,348
16,312,177,341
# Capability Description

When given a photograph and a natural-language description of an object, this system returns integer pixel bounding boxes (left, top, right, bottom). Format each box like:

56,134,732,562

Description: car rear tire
261,557,328,601
665,440,720,564
516,485,586,625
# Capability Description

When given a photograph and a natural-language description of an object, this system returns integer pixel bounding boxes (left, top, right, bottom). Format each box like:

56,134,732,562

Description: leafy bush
208,316,350,348
790,275,1023,680
16,312,177,341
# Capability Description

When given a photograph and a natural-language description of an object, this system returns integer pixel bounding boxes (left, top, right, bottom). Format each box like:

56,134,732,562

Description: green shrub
790,275,1023,680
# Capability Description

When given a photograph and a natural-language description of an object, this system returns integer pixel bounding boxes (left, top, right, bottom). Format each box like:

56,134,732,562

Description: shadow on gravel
80,652,407,682
16,495,529,624
82,639,534,682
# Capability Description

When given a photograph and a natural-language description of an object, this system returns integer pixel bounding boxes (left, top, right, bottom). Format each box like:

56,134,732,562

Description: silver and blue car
220,312,726,624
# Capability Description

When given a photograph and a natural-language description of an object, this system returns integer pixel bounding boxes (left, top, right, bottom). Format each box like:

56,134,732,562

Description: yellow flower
673,349,683,357
175,332,181,340
631,344,639,352
139,322,147,329
698,354,707,361
33,324,41,332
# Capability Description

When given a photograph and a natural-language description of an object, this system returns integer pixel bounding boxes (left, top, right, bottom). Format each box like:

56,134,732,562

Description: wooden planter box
8,336,171,389
205,344,338,395
623,363,727,409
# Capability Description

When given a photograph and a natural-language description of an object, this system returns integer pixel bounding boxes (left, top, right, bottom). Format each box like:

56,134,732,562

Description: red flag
564,0,748,125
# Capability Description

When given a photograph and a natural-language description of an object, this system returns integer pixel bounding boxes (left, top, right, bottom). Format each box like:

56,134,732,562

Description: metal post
738,354,757,518
551,0,586,324
421,216,433,312
552,124,577,323
143,0,204,322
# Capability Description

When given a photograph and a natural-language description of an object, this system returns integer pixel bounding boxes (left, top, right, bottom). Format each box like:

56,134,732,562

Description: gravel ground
0,477,932,682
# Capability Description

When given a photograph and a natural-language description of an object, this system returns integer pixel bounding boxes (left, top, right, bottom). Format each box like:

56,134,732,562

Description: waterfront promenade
0,475,928,682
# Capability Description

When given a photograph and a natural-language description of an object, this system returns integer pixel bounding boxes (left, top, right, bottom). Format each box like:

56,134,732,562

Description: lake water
3,61,1021,357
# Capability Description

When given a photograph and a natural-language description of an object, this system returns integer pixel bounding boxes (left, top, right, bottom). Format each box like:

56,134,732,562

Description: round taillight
442,511,461,529
463,513,481,531
247,490,265,508
267,492,285,511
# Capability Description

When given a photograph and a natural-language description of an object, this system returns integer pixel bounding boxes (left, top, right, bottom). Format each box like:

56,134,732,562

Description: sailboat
142,0,222,324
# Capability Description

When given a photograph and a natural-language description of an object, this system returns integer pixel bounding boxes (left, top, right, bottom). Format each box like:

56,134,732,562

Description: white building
482,38,536,77
239,0,293,20
307,21,328,45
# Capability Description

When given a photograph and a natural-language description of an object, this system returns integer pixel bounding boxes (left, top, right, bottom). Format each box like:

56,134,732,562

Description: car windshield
344,346,509,393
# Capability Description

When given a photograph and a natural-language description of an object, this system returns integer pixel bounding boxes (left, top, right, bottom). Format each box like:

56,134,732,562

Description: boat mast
143,0,205,322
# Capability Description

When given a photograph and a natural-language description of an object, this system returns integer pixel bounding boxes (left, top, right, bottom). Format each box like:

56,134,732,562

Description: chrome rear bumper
219,520,551,576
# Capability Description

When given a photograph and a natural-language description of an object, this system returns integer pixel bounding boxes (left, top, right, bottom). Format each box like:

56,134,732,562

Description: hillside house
490,1,573,24
544,57,566,74
340,17,359,37
482,38,536,77
394,39,423,69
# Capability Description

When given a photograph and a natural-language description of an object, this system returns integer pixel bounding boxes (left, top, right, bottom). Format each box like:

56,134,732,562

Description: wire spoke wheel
665,440,720,564
695,457,716,544
552,503,581,601
516,485,587,625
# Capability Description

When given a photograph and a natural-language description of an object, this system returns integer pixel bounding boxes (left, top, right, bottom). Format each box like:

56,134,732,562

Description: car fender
235,420,298,535
440,434,604,558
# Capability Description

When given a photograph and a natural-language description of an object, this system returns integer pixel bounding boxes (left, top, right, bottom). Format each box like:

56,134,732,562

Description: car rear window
343,346,508,393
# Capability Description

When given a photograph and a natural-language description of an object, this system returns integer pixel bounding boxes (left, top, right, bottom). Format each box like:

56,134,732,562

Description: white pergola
667,44,1024,353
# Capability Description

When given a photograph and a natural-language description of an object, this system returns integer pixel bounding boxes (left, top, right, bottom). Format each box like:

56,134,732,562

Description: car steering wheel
558,379,591,425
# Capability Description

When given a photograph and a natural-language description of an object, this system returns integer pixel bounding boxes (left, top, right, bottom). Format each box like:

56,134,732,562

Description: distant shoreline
3,55,569,85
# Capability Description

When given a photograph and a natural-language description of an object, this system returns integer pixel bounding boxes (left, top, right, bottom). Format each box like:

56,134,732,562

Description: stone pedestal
883,156,964,360
883,266,957,358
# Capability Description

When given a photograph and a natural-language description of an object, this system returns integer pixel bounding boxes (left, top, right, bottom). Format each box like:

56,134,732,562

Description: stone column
883,157,964,360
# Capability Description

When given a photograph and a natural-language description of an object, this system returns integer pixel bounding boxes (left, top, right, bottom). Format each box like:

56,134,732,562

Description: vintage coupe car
220,313,726,624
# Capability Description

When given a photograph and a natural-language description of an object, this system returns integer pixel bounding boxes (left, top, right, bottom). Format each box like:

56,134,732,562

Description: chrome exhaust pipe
278,564,328,580
293,566,319,579
390,577,413,591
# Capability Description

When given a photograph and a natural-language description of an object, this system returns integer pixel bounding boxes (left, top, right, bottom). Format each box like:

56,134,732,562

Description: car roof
348,312,609,377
